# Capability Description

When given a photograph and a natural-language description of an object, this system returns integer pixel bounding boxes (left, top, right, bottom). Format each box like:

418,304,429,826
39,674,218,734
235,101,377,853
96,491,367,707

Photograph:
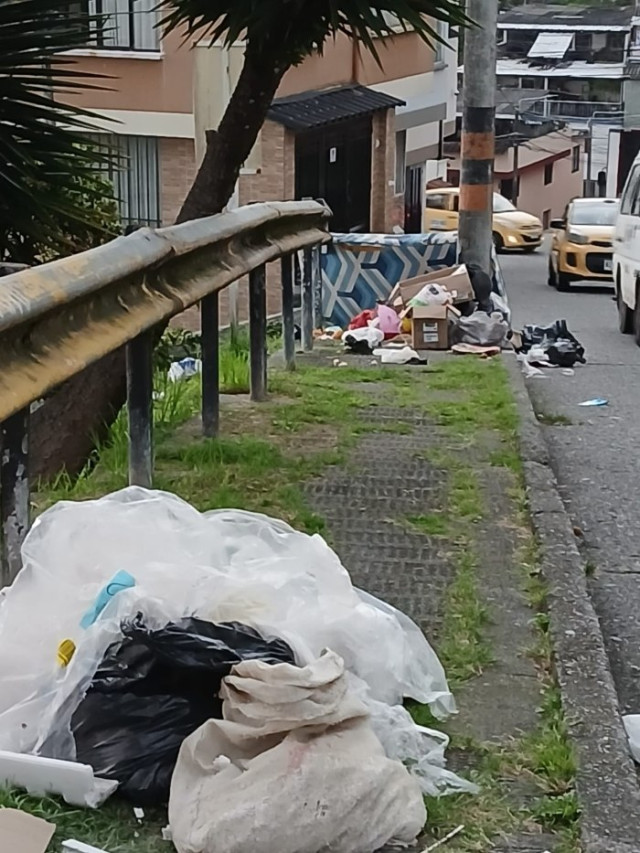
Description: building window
92,134,161,227
434,19,449,65
395,131,407,194
542,209,551,230
572,145,581,173
544,162,554,185
80,0,159,51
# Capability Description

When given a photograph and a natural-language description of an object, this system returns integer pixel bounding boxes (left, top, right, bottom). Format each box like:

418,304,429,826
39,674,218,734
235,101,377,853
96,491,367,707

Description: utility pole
458,0,499,274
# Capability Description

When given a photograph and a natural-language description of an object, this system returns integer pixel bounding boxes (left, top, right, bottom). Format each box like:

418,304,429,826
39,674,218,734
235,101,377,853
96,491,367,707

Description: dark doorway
618,130,640,196
295,116,372,233
404,164,424,233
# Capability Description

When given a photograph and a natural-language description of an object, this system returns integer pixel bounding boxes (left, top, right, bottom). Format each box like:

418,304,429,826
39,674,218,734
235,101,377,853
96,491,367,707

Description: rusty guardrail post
312,245,323,330
281,254,296,372
249,264,267,402
0,409,29,586
126,331,154,488
201,292,220,438
301,247,314,352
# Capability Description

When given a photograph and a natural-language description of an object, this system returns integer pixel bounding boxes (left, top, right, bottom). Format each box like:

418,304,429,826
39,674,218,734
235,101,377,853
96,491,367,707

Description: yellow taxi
423,188,543,252
548,198,618,292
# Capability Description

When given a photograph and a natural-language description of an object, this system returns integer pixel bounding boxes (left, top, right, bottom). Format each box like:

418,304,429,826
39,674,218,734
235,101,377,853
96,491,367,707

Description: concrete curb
506,357,640,853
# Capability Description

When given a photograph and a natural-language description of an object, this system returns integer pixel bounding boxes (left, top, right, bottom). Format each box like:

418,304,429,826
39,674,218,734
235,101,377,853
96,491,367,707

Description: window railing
75,0,159,52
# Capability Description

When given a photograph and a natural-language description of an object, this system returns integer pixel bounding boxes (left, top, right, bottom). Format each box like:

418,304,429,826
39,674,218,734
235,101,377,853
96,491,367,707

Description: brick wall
371,109,405,232
159,137,197,225
238,120,295,205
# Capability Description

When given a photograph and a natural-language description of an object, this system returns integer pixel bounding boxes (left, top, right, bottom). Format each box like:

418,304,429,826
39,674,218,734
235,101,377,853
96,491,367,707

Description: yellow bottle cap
57,639,76,668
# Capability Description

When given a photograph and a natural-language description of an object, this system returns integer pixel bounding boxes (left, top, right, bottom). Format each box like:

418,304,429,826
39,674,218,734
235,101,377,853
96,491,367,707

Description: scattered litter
562,368,575,377
517,320,586,368
623,715,640,763
423,824,465,851
453,311,509,349
152,391,165,402
0,808,55,853
0,751,117,808
451,343,501,357
517,355,546,379
169,651,427,853
338,361,348,368
161,826,173,842
133,807,144,823
71,617,295,805
61,842,111,853
342,327,384,354
579,399,608,408
373,346,427,365
168,357,202,383
333,359,340,367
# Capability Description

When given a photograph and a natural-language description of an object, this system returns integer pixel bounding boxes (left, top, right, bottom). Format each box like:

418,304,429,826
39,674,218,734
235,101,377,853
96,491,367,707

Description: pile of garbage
513,319,587,377
315,262,511,363
0,488,475,853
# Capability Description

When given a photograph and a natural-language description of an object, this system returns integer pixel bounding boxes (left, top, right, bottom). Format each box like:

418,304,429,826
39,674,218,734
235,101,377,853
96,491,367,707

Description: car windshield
493,194,516,213
570,202,619,226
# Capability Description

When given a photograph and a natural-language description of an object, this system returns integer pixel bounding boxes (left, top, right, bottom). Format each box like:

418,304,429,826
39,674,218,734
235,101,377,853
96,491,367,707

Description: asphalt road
501,244,640,715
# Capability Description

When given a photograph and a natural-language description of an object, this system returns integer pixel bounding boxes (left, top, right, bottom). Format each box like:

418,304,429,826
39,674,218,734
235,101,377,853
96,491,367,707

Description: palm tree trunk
31,40,287,479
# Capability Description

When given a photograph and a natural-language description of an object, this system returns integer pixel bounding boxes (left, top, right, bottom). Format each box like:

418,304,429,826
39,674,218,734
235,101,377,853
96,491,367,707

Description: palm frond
0,0,117,262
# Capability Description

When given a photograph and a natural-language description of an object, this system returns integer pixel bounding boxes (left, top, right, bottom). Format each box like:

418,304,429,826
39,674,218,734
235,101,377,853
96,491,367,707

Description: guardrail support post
249,264,267,402
301,247,314,352
281,254,296,371
1,408,29,586
312,245,323,330
201,292,220,437
126,331,154,488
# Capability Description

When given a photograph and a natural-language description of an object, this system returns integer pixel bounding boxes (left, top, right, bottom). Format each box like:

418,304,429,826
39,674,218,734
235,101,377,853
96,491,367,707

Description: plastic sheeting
0,488,464,798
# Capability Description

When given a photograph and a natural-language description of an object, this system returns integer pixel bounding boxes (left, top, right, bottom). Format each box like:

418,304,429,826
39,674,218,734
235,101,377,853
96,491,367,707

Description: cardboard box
411,305,461,351
0,809,55,853
389,264,474,312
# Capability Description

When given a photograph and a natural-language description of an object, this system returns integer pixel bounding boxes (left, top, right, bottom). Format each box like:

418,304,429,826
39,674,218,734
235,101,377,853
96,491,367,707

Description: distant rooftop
498,4,634,29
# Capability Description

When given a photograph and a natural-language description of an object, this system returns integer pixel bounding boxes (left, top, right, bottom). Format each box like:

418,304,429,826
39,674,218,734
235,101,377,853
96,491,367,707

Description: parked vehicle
423,188,543,252
614,159,640,340
548,198,618,292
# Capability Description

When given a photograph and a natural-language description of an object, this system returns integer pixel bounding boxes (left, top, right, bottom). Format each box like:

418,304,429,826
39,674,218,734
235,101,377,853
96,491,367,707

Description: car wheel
548,258,558,288
557,271,571,292
618,279,634,335
493,232,504,253
634,282,640,347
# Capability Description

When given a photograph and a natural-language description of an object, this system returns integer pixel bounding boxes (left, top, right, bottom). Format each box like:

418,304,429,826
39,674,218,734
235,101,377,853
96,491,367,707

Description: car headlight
567,231,588,245
506,234,519,244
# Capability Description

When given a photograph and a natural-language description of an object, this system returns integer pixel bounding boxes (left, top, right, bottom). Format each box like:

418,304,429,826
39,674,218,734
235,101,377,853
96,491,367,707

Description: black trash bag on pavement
71,615,295,805
519,319,586,367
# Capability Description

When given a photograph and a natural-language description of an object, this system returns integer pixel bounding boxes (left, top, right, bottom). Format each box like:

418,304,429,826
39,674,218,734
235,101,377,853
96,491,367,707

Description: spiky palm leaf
0,0,117,262
160,0,469,63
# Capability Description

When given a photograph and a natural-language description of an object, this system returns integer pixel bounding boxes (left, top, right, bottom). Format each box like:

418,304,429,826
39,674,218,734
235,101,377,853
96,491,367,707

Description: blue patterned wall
321,232,509,328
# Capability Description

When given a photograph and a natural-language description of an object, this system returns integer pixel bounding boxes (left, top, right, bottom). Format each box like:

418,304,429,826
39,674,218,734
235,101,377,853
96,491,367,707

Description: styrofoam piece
62,841,111,853
0,750,118,808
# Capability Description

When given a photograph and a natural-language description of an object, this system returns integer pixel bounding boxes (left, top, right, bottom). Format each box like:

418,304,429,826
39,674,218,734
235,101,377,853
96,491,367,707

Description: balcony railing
525,100,623,122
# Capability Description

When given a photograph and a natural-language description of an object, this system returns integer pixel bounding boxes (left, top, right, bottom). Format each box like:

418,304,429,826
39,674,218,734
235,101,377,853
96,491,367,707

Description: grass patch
407,513,449,537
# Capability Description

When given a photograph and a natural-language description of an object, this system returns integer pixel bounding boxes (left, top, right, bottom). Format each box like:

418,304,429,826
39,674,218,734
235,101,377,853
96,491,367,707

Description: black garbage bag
71,615,295,805
519,319,586,367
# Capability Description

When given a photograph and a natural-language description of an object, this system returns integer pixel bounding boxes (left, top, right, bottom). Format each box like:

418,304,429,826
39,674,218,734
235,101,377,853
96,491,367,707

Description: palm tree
0,0,115,262
160,0,469,222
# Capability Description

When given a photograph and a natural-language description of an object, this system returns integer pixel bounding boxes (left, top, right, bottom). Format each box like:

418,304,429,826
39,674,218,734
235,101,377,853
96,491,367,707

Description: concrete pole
458,0,499,274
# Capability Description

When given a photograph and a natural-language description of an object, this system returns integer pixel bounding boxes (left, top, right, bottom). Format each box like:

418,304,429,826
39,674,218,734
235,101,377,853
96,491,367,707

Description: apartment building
60,5,458,236
470,4,633,185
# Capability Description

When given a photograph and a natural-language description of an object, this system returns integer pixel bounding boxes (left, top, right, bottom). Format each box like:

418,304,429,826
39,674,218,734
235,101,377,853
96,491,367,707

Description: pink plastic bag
377,304,401,337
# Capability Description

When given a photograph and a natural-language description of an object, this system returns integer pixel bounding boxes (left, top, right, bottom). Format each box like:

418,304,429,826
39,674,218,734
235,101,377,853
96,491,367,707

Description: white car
614,156,640,341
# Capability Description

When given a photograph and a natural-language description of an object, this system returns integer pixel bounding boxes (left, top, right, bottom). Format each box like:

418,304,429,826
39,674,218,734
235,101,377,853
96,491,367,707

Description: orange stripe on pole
461,132,495,160
459,183,493,212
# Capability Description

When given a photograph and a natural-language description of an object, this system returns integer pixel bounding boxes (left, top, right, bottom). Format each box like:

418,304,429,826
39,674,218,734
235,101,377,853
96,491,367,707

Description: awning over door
528,32,574,60
268,85,404,132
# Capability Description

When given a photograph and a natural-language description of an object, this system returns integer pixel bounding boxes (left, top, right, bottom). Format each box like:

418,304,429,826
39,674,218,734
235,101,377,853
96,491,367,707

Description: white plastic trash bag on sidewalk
0,488,459,796
169,651,427,853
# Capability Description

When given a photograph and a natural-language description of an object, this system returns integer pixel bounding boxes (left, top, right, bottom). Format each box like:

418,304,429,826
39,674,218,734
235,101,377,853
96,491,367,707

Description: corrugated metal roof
498,5,633,29
268,85,405,131
528,32,574,59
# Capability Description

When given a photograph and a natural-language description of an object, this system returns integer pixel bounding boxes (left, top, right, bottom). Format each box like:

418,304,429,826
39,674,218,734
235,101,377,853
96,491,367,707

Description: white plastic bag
169,652,427,853
0,488,458,795
409,283,452,309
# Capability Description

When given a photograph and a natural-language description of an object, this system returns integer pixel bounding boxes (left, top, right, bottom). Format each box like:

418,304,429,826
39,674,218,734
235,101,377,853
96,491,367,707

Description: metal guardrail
527,100,623,122
0,199,332,584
